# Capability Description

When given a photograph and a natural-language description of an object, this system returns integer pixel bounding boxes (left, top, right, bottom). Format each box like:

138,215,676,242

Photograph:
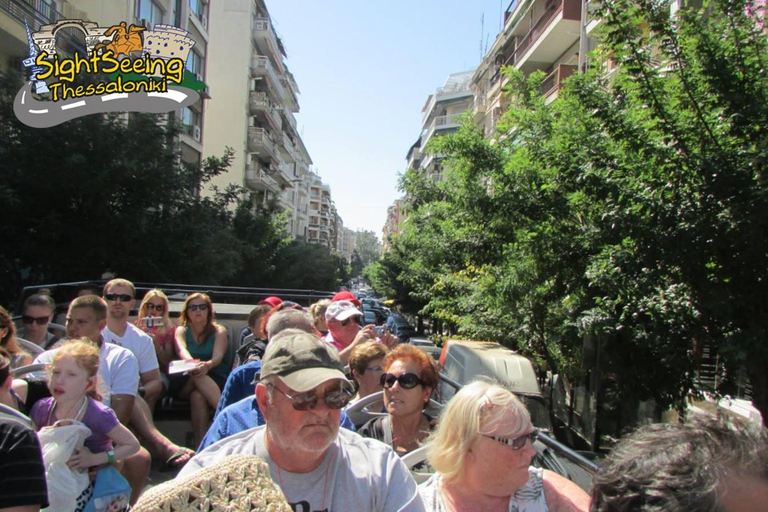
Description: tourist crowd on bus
3,279,766,511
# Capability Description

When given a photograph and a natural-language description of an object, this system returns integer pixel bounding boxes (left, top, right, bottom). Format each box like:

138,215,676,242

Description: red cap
332,291,361,308
259,296,283,308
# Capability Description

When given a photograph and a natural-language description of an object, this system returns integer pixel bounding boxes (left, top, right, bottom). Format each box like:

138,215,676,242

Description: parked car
408,337,441,360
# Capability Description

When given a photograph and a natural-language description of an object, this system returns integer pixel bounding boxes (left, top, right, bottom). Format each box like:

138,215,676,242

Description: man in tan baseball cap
179,330,426,511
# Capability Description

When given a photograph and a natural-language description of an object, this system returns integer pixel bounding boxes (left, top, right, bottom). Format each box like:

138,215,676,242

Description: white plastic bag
37,420,92,512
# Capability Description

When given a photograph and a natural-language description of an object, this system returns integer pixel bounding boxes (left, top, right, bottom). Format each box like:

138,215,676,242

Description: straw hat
132,454,291,511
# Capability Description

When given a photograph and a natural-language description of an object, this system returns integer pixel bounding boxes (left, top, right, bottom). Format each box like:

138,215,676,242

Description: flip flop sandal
160,447,195,472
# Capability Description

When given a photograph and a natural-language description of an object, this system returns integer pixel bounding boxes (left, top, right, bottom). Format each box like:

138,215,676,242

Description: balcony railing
422,113,464,149
540,64,576,98
513,0,580,65
247,127,279,160
252,17,282,62
245,166,279,191
249,92,282,130
1,0,62,31
251,55,284,98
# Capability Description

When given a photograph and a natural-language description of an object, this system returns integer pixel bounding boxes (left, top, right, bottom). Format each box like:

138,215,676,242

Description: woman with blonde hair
135,289,178,410
0,306,31,369
173,293,229,448
420,380,590,512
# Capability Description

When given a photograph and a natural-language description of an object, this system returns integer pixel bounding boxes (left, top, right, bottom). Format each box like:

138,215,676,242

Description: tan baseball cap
260,331,347,392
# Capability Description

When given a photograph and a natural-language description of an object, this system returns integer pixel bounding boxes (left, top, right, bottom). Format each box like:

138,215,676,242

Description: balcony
250,55,284,99
421,113,465,150
540,64,576,101
247,127,279,162
510,0,581,70
252,17,284,66
245,165,279,193
249,92,282,132
1,0,63,32
280,132,297,163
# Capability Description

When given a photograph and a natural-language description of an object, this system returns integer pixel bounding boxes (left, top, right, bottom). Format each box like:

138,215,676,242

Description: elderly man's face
257,378,342,457
327,316,360,346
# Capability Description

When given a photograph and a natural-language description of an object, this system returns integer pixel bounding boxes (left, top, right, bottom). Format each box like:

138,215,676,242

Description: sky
267,1,510,239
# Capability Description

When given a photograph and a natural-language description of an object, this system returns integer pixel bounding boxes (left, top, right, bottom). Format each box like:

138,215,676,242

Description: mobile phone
141,316,163,328
372,326,386,337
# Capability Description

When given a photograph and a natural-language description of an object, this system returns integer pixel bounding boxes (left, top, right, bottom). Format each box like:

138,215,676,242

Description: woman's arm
174,325,193,360
542,469,591,512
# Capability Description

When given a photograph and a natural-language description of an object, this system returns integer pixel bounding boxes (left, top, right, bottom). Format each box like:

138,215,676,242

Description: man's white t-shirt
102,323,158,375
33,341,139,407
179,426,426,512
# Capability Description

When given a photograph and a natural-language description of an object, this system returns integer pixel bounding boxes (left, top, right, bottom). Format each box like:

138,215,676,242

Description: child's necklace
53,395,88,422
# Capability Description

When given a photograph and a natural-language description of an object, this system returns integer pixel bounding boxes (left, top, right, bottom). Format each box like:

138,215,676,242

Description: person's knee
190,389,206,407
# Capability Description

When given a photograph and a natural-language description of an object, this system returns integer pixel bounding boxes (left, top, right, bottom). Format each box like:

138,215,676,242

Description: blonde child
30,338,139,474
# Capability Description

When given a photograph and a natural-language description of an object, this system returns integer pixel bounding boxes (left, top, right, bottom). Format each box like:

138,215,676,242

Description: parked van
438,340,551,431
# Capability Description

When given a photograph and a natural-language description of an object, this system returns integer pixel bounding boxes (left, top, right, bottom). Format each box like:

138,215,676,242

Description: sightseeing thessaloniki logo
14,19,206,128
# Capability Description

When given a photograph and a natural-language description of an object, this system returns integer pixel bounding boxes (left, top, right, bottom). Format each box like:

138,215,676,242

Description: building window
185,50,202,76
189,0,207,19
181,106,200,137
137,0,164,27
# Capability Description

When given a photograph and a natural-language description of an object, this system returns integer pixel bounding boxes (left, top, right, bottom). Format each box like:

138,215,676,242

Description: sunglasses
187,304,208,312
270,385,352,411
145,303,165,312
22,315,50,325
105,293,132,302
483,429,539,450
380,372,427,390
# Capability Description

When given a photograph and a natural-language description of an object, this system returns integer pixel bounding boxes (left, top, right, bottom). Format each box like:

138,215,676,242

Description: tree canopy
371,0,768,429
0,71,349,306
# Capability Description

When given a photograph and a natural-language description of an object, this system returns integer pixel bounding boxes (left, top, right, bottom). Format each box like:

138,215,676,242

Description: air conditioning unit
193,126,201,141
200,14,208,29
138,18,150,28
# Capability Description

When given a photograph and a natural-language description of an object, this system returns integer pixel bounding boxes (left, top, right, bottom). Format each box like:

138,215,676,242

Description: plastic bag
37,420,92,512
83,465,131,512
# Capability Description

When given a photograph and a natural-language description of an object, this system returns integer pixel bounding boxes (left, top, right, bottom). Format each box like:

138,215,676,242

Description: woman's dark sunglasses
380,372,426,390
270,385,352,411
22,315,49,325
145,303,165,312
187,304,208,312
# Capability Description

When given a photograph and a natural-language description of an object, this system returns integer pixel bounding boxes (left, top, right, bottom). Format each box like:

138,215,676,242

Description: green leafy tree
384,0,768,428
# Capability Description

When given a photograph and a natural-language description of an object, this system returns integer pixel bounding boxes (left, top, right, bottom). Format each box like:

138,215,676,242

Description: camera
372,326,386,337
141,316,163,329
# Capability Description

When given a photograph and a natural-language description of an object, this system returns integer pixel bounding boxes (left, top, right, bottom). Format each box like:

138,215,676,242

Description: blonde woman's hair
138,289,173,329
308,299,331,329
50,338,102,401
426,380,532,483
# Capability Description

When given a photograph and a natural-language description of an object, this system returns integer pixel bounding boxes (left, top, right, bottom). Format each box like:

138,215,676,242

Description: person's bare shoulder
542,469,591,512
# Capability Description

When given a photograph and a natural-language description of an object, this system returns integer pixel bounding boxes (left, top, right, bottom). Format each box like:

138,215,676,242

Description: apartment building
338,227,356,263
382,199,404,252
416,69,475,181
472,0,584,135
1,0,209,170
204,0,305,216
